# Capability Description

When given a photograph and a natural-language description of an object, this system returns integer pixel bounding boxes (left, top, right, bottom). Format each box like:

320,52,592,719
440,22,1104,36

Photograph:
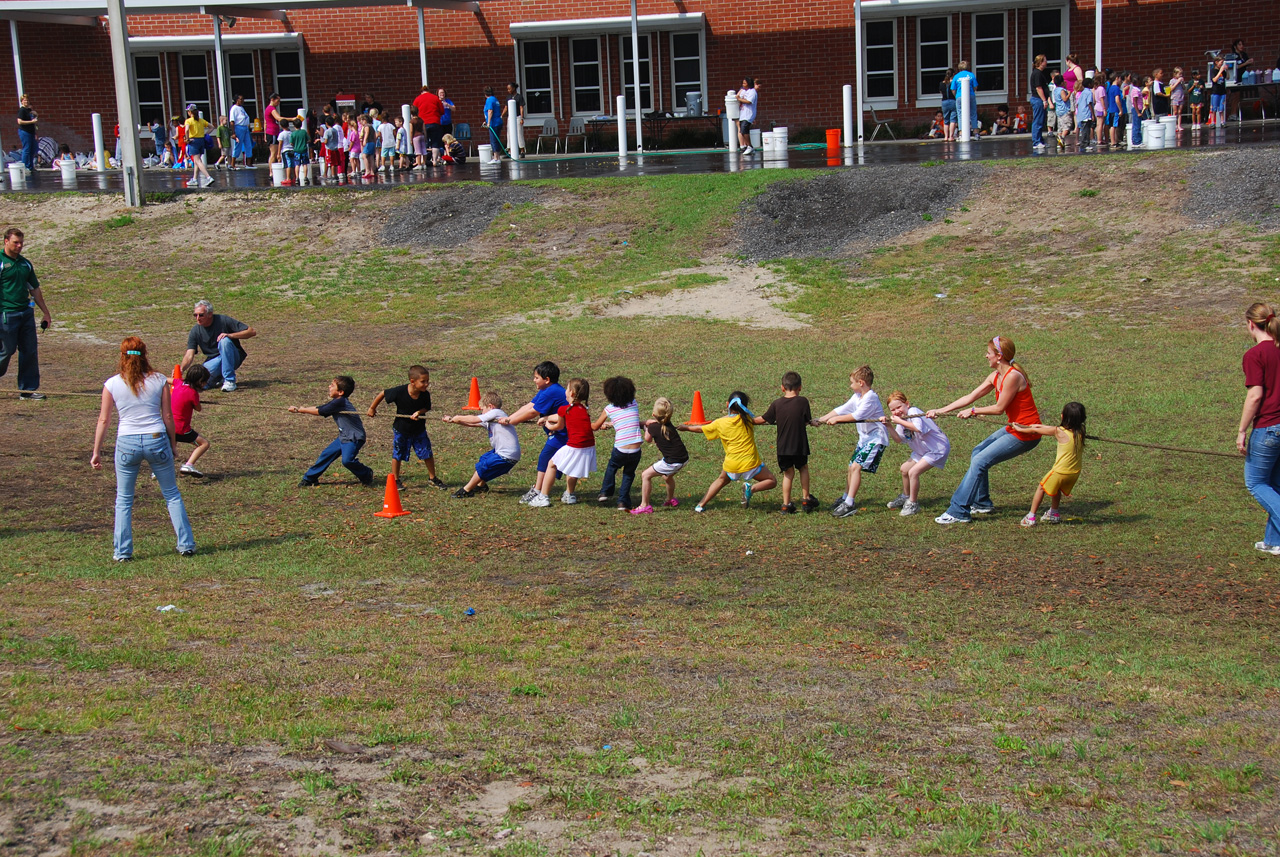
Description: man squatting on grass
181,300,256,393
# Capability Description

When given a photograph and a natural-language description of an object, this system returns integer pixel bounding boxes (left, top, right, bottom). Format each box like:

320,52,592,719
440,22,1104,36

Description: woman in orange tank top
926,335,1042,524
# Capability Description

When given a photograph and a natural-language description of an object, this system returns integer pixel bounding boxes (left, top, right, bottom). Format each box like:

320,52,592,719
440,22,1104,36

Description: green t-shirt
216,124,231,146
0,251,39,313
290,128,308,153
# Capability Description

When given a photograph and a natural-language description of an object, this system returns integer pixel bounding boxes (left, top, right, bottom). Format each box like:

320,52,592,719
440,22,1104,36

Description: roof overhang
858,0,1057,20
127,31,305,51
510,12,704,40
0,0,480,18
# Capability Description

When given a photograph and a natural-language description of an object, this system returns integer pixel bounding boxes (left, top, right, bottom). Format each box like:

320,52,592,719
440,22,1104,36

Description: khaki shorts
1056,113,1075,135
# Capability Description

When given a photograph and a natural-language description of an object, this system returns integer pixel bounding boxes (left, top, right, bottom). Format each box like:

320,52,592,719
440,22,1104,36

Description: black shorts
738,119,753,134
175,430,200,444
777,454,808,472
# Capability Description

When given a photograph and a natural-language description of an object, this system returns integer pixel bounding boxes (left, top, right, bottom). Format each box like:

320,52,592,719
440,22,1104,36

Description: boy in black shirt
367,364,443,491
756,371,820,514
291,375,374,487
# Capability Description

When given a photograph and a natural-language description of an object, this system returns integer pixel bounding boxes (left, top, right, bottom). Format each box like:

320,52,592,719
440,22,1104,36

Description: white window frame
1028,5,1068,77
518,39,555,119
861,18,898,110
915,16,951,108
619,32,653,113
180,52,212,120
971,11,1008,104
226,51,258,122
133,54,166,125
569,36,603,117
669,30,706,115
272,49,304,116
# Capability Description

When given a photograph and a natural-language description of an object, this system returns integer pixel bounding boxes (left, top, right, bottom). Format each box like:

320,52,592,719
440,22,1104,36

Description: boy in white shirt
277,125,294,185
817,366,888,518
379,114,397,171
443,392,522,497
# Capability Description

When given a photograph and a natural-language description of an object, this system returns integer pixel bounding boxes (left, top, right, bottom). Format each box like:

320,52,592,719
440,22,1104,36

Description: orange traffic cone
687,390,711,426
374,474,410,518
172,364,181,384
463,377,482,411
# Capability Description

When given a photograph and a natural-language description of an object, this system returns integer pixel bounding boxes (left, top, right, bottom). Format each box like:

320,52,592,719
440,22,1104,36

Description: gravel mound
1183,145,1280,230
735,163,984,260
381,185,541,247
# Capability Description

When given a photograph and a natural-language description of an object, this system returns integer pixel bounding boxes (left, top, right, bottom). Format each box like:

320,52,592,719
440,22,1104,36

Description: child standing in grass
367,365,442,491
444,392,521,498
880,391,950,517
1016,402,1086,527
171,365,212,478
755,371,819,514
529,378,595,507
631,397,688,514
680,391,776,513
594,376,644,510
291,375,374,487
818,366,888,518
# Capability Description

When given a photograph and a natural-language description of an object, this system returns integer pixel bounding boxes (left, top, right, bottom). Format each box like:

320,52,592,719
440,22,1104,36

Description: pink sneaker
630,505,655,515
663,498,679,508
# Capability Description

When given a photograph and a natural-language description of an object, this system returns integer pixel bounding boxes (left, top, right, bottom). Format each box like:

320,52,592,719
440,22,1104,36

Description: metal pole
616,93,627,156
9,20,23,102
416,5,428,87
106,0,144,206
959,75,972,141
854,0,864,143
507,97,519,160
212,14,228,117
842,83,853,147
92,113,106,170
1094,0,1102,71
629,0,643,151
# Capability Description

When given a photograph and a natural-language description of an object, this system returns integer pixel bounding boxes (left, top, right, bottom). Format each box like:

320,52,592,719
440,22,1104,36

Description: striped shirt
605,402,644,449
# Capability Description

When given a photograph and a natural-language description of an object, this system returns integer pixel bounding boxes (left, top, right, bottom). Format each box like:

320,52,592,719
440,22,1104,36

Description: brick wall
1,0,1276,151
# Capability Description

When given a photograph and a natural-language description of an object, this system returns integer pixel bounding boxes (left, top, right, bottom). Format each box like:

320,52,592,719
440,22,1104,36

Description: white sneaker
740,145,753,155
934,513,970,525
971,504,995,515
180,464,204,477
200,175,215,187
1254,541,1280,555
1043,510,1061,524
528,493,550,508
561,492,577,505
887,493,908,510
899,500,919,517
1020,513,1037,528
221,380,237,392
519,487,539,504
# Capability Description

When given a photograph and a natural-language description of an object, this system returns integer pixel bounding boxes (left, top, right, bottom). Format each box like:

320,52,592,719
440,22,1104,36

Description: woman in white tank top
90,337,194,561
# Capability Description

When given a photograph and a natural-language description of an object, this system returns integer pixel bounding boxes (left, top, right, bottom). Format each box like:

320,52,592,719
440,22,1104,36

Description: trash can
749,128,762,148
685,92,702,117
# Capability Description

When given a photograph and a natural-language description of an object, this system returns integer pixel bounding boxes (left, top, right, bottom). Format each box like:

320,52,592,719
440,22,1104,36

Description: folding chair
564,116,587,153
535,117,559,154
868,107,896,141
454,123,472,156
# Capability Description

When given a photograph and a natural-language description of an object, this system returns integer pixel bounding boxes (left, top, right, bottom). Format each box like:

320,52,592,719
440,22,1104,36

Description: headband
992,336,1003,357
1267,314,1276,324
728,396,755,420
125,350,142,356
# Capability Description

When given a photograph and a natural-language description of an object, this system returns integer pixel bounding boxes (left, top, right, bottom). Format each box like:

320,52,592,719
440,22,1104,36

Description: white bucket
749,128,762,148
59,161,77,183
773,126,789,152
271,162,285,186
7,162,25,185
477,144,493,162
1160,115,1177,141
1147,122,1166,149
761,132,774,151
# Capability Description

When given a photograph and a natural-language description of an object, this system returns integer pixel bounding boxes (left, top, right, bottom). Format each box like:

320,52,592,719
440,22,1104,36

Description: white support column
842,84,853,147
416,5,428,87
212,14,228,117
1094,0,1102,70
9,20,23,103
507,97,519,159
106,0,143,206
958,75,973,141
616,93,627,156
92,112,106,170
629,0,643,151
854,0,864,143
297,41,309,111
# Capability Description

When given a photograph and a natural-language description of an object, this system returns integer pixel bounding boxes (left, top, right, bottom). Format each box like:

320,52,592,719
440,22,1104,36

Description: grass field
1,154,1278,856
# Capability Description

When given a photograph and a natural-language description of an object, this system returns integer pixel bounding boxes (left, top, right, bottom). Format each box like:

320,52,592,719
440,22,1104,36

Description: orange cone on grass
463,377,482,411
687,390,711,426
172,364,181,384
374,474,410,518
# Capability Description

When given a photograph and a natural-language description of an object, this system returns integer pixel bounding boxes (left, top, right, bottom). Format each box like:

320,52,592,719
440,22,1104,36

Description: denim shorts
392,429,433,461
476,449,518,482
1210,93,1227,112
941,99,957,125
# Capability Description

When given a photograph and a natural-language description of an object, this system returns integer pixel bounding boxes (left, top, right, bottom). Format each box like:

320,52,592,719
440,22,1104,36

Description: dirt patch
735,162,984,260
1183,143,1280,230
380,184,541,247
597,263,810,329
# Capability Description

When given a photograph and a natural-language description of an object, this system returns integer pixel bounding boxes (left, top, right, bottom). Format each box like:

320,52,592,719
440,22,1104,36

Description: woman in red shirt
928,336,1041,524
1239,302,1280,553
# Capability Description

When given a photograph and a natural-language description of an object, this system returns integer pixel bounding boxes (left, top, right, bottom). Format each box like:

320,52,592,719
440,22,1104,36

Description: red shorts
327,148,345,171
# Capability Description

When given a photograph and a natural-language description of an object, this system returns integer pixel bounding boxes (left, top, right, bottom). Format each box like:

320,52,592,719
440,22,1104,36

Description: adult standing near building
483,86,503,162
1062,54,1083,93
1029,54,1051,150
940,69,957,141
502,82,526,157
736,77,758,155
950,61,978,135
90,336,195,561
360,93,383,116
0,226,50,399
413,85,444,164
264,93,285,167
1227,39,1253,82
16,94,37,172
229,94,252,168
927,336,1041,525
438,88,455,141
183,104,215,188
181,299,256,392
1238,303,1280,555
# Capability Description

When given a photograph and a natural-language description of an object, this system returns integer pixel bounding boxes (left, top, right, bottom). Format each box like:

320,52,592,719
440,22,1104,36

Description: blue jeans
1030,97,1047,146
114,433,195,559
0,307,40,391
599,447,642,507
233,125,252,160
488,126,502,154
946,427,1041,520
303,437,373,484
201,336,245,387
18,129,35,170
1131,107,1144,144
1245,426,1280,546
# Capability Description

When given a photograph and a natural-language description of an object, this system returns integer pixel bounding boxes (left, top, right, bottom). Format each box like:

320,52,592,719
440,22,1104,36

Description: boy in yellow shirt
680,390,776,512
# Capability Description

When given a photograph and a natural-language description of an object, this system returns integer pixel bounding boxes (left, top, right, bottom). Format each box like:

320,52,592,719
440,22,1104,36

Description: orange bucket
825,128,841,150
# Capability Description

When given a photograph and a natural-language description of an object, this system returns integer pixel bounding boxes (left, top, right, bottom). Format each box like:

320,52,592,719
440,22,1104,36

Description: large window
570,38,602,115
917,17,951,104
520,40,553,115
670,32,703,113
227,52,257,121
181,53,211,121
862,19,897,107
134,55,165,126
1030,8,1065,75
273,50,303,116
972,12,1006,95
620,34,652,112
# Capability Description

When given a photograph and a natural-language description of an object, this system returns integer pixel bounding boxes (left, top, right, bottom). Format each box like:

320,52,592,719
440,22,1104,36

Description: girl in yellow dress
1014,402,1086,527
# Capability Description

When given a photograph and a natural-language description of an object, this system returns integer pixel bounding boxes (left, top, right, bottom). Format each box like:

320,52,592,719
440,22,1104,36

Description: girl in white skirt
529,378,596,507
880,390,951,517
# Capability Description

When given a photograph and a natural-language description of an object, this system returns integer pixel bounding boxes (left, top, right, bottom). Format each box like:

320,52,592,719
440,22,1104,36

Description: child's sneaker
934,512,969,525
1042,510,1061,524
694,505,705,513
180,464,204,477
886,492,908,510
971,504,995,514
451,487,474,498
630,505,655,515
1253,541,1280,556
1020,513,1037,527
561,492,577,505
298,478,317,488
428,477,446,490
779,503,797,514
528,493,550,508
395,477,405,491
832,501,857,518
663,497,679,508
742,482,753,507
900,500,919,517
802,496,819,513
519,487,538,504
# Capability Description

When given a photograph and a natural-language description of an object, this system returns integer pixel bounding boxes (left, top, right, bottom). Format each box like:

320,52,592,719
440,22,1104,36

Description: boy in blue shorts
367,364,443,490
444,391,522,497
500,360,567,503
817,365,888,518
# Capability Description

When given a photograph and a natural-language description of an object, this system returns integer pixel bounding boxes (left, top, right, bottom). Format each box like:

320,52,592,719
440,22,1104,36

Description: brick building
1,0,1277,152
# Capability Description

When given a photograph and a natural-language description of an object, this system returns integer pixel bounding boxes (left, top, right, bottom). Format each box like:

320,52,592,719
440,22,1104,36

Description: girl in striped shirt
593,376,645,509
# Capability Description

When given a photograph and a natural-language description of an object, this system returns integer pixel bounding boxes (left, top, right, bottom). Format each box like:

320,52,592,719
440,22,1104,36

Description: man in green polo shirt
0,226,52,399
